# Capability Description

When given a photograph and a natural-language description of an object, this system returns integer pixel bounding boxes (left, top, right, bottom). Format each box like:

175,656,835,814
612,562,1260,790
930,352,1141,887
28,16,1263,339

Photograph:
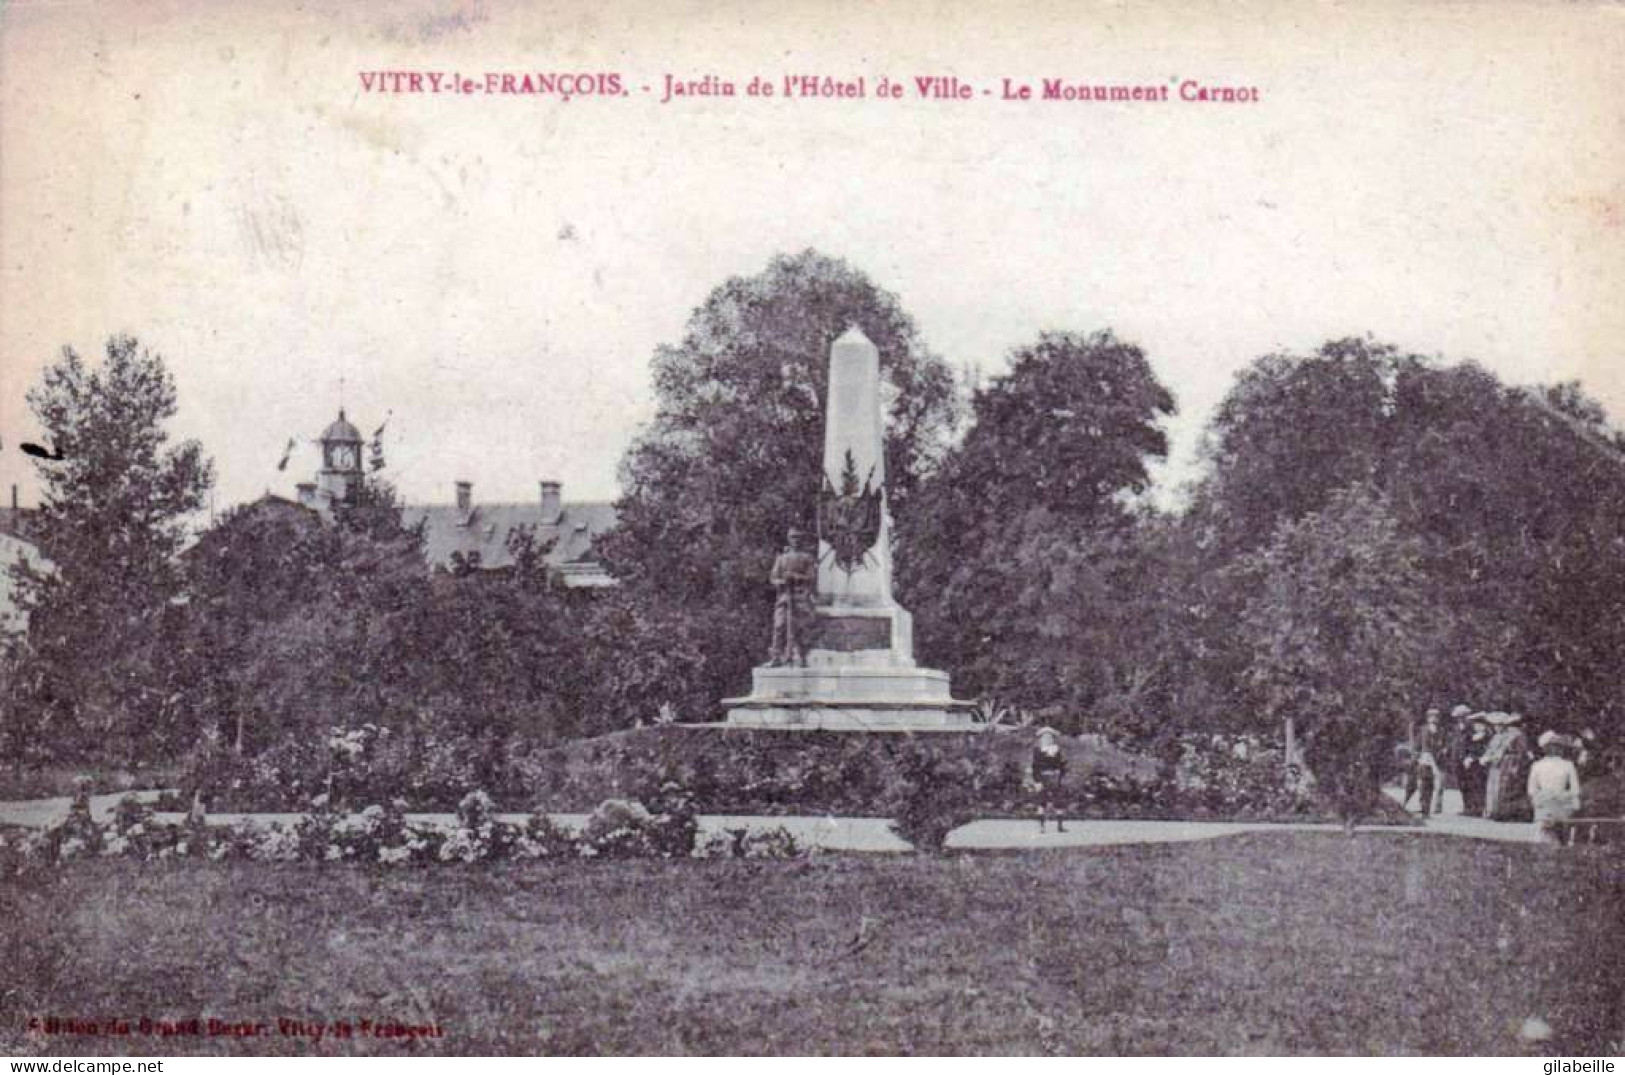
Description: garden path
0,790,1543,851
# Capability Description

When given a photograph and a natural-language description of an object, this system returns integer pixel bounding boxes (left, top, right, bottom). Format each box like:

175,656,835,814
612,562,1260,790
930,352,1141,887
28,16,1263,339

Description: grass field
2,833,1620,1055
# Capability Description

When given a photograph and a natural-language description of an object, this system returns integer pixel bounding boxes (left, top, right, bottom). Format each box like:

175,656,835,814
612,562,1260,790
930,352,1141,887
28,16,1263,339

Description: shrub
0,826,40,878
102,794,155,858
439,790,519,863
38,783,103,862
695,826,805,859
295,793,344,863
205,818,265,862
889,754,978,853
580,798,652,843
515,814,576,860
248,821,301,863
639,780,700,858
174,806,215,860
1167,733,1310,819
577,793,699,860
180,723,499,812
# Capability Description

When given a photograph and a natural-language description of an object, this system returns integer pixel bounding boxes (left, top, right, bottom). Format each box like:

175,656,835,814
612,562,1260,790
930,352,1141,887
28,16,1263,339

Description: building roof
401,500,618,574
0,506,42,546
320,410,364,444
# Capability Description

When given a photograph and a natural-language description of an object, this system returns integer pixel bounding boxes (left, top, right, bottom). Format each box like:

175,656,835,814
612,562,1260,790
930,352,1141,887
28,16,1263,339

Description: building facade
293,409,616,587
0,488,47,634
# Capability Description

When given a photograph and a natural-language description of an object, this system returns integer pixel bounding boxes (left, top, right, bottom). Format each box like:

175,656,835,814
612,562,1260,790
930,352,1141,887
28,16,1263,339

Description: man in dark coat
1409,708,1442,816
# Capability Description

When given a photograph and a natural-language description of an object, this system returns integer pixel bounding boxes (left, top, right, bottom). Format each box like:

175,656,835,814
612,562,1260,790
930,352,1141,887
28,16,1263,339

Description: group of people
1403,704,1600,843
1023,710,1606,843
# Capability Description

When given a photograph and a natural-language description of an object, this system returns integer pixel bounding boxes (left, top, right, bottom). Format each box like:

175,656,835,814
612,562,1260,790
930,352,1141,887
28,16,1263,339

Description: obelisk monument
819,326,892,607
724,326,974,730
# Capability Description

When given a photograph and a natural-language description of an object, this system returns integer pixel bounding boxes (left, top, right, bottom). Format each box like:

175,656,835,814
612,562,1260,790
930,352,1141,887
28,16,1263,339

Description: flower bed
1,787,808,875
171,724,1410,828
184,724,1155,813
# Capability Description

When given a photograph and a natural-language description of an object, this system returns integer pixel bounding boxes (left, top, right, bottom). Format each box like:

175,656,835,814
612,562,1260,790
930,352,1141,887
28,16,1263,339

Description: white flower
60,837,86,860
254,828,298,862
102,835,130,857
324,844,343,861
693,832,732,859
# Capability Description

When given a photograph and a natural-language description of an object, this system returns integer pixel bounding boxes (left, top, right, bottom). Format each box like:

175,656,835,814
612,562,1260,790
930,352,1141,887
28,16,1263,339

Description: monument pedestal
722,665,976,730
724,601,975,731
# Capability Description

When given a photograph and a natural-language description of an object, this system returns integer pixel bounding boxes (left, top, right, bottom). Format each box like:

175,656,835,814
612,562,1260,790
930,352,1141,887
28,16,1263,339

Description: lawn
2,833,1619,1055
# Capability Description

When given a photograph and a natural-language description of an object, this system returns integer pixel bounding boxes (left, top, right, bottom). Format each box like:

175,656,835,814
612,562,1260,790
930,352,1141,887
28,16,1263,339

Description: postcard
2,0,1622,1059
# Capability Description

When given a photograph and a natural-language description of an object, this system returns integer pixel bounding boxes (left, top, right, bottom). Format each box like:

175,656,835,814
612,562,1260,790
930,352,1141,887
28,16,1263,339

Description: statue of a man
768,527,817,667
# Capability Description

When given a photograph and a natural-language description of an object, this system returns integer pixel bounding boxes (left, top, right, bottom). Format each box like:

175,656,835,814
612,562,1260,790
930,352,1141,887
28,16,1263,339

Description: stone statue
768,527,817,667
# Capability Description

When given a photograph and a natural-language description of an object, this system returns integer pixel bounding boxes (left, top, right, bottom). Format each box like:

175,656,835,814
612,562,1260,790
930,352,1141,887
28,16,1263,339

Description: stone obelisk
723,326,973,730
818,326,892,607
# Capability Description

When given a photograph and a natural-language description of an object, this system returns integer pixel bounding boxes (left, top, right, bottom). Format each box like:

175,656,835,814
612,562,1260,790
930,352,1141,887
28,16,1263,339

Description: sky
2,0,1621,516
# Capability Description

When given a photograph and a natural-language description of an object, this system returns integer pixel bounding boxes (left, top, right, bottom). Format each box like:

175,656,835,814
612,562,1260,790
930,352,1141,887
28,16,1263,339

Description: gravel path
0,790,1543,851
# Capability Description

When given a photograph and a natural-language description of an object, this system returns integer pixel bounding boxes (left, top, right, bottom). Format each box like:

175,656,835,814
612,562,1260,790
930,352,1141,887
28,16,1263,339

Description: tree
174,443,499,751
1232,486,1443,826
1189,337,1419,559
4,336,213,764
896,330,1177,730
596,249,961,722
1183,339,1625,744
176,492,415,753
1382,372,1625,730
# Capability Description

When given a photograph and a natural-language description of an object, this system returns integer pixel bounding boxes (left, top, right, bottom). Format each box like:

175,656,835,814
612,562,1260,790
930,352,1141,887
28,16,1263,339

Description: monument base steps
723,659,977,731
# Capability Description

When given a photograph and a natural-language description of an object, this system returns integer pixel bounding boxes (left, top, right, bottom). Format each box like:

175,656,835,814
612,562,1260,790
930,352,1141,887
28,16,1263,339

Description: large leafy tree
4,336,213,764
1233,486,1443,824
178,475,599,775
176,490,426,754
896,330,1176,730
1173,339,1421,734
1189,337,1417,558
1184,338,1625,742
597,249,960,722
1383,372,1625,728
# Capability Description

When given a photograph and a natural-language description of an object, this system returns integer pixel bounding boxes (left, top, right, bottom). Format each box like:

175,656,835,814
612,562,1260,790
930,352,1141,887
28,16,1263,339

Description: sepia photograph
1,0,1623,1059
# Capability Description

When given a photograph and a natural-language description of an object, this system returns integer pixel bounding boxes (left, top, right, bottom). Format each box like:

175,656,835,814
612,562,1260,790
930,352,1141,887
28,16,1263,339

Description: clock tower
315,409,364,507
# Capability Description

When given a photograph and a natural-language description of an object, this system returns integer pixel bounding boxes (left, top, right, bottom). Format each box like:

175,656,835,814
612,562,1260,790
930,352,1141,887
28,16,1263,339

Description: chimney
455,480,473,514
539,480,562,525
295,482,317,508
